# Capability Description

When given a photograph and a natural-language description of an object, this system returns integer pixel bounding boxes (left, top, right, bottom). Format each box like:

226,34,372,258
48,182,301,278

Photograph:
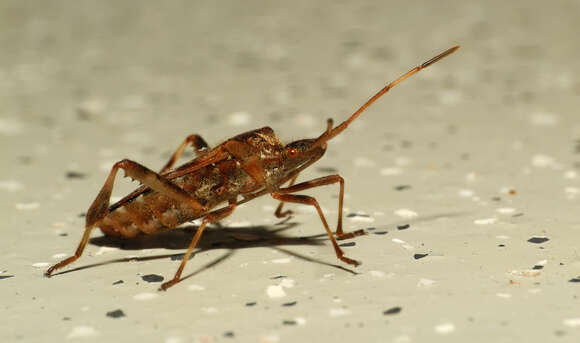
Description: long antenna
312,45,460,147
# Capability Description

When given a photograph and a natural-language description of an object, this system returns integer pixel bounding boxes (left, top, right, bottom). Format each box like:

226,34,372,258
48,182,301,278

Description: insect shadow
53,219,359,281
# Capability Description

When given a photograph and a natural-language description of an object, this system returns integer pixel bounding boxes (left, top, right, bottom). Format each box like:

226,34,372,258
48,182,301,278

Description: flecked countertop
1,1,579,342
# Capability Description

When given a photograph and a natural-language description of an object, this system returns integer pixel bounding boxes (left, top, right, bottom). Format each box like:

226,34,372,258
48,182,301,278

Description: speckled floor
1,1,580,342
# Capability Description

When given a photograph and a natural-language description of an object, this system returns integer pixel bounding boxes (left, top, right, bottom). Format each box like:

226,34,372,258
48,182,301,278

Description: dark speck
347,213,370,218
106,309,126,318
112,280,124,285
141,274,164,283
397,224,410,230
498,244,505,247
532,265,544,270
78,212,86,217
373,231,388,235
0,275,14,280
366,227,376,231
527,236,549,244
245,301,257,307
339,242,356,247
316,167,338,173
282,301,297,307
223,331,235,338
66,171,86,179
569,276,580,283
62,317,71,321
59,232,68,237
282,320,297,326
413,253,428,260
394,185,411,191
383,306,402,315
491,196,501,202
270,275,286,279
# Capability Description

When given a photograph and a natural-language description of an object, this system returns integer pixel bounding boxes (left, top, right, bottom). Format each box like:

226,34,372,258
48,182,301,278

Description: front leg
273,175,365,239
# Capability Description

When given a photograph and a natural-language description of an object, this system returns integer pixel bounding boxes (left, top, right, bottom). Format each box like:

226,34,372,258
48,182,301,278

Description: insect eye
287,147,298,158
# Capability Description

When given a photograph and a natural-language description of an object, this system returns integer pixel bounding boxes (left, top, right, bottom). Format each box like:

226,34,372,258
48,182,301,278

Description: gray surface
1,1,580,342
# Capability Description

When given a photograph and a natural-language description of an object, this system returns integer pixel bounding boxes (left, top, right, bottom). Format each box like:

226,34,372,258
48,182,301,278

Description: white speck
332,296,342,303
67,326,98,338
271,258,292,264
260,333,280,343
438,89,463,105
474,217,497,225
228,111,251,126
329,308,351,317
15,202,39,210
348,215,375,223
187,284,205,291
536,259,548,266
95,246,119,256
32,262,49,268
458,189,474,198
510,269,541,277
368,270,386,278
262,205,275,212
0,118,24,135
496,235,510,240
380,167,403,176
165,336,183,343
99,160,117,172
133,292,158,301
465,172,477,182
417,278,436,288
530,111,559,126
564,170,577,179
531,154,556,168
393,335,412,343
354,156,376,168
392,238,414,251
0,180,23,192
434,322,455,334
496,208,516,214
563,318,580,328
52,253,67,259
344,52,366,69
528,288,542,294
496,293,512,299
395,156,411,166
295,113,315,127
499,187,516,195
266,285,286,298
280,278,295,288
227,221,252,228
565,187,579,195
323,273,334,279
77,97,107,118
201,307,218,314
394,208,418,218
373,211,385,216
294,317,307,325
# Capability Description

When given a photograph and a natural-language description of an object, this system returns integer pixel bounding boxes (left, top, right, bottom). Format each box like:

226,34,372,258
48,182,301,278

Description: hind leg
46,158,209,277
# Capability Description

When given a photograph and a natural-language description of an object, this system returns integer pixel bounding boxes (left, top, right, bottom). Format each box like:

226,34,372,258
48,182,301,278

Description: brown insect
46,45,459,290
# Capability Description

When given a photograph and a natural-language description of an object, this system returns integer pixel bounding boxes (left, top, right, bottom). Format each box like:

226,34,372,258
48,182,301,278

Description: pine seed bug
46,46,459,290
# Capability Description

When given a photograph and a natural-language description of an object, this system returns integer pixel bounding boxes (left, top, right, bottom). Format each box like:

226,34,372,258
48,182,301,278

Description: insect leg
160,134,210,173
274,175,366,239
271,186,361,267
160,202,237,291
274,174,298,218
46,159,207,277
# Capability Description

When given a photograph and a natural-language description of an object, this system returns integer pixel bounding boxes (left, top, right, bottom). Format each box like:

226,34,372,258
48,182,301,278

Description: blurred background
1,1,579,342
